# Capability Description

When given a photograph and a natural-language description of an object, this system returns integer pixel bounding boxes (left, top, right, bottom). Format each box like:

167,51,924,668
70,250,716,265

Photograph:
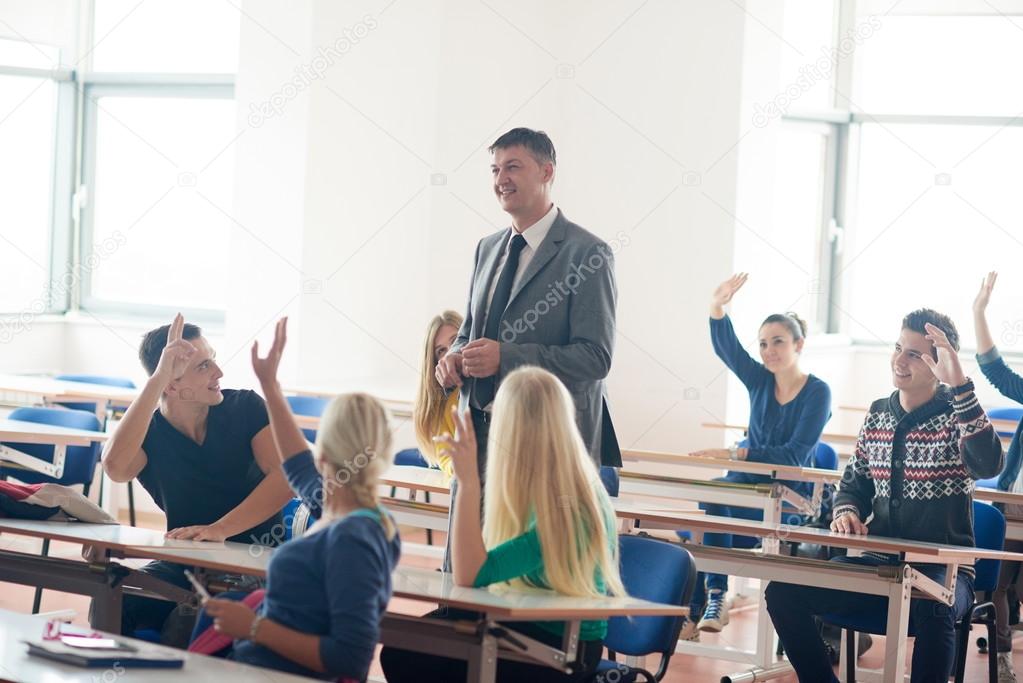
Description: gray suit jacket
452,209,621,467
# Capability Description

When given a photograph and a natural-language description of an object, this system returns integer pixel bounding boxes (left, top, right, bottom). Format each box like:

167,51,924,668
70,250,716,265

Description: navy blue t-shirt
138,388,282,545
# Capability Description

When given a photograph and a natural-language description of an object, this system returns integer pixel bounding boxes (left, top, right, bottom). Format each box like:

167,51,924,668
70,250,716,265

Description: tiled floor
2,525,1019,682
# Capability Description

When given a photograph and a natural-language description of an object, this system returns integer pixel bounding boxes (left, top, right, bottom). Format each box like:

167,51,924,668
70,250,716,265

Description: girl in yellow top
381,366,624,682
413,310,463,480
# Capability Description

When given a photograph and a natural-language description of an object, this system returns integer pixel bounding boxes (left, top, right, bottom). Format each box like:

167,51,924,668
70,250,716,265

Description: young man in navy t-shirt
102,314,293,641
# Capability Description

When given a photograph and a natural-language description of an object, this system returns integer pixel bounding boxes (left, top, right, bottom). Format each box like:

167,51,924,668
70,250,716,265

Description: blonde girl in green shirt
381,365,624,682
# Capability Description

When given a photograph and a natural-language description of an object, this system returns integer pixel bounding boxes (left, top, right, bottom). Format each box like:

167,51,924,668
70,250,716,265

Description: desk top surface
391,565,686,619
0,418,110,444
0,374,139,403
676,512,1023,563
0,608,312,682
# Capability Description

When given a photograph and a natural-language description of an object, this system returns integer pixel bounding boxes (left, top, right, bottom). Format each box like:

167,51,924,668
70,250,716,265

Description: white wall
222,0,751,458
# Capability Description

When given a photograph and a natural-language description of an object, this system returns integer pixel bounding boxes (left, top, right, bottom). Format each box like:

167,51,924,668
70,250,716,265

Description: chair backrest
281,497,314,542
394,448,430,468
1,407,103,486
813,442,838,470
54,374,136,416
973,500,1006,592
604,535,696,657
286,395,331,443
987,406,1023,437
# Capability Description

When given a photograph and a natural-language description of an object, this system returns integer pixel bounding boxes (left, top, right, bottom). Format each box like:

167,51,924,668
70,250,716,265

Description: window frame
77,75,234,324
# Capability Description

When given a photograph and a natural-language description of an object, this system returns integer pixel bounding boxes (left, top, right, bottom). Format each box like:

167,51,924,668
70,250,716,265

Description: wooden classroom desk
0,373,138,414
673,512,1023,683
0,418,109,480
0,607,313,682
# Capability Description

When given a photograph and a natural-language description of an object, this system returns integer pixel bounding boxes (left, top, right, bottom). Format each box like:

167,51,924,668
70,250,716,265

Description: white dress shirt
483,203,558,318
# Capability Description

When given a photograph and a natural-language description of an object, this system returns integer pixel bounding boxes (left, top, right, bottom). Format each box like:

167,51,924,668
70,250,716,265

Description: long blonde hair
413,310,464,466
315,392,396,540
484,367,624,598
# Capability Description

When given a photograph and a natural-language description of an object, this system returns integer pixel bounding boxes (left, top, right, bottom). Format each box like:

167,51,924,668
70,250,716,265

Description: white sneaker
698,590,730,632
679,617,700,642
998,652,1017,683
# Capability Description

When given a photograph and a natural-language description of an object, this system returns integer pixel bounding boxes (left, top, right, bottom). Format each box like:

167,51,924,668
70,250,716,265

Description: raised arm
707,273,769,389
922,322,1004,479
102,314,194,482
973,271,998,356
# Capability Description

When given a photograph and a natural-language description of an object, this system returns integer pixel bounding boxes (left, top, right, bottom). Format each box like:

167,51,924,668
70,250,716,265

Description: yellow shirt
433,389,460,481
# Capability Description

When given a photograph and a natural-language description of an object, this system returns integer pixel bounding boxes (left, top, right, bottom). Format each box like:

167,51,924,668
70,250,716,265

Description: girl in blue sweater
687,273,832,636
197,318,401,681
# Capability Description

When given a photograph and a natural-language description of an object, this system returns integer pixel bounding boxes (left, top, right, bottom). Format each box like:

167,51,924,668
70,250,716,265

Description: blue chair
987,407,1022,438
824,501,1005,683
589,535,697,682
281,497,314,543
285,395,331,442
0,406,103,614
54,374,137,526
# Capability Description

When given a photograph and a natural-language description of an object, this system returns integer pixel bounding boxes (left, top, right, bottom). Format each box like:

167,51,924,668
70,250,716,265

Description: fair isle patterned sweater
833,386,1003,554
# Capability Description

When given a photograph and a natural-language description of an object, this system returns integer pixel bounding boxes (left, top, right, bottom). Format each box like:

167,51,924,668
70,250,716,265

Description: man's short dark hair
139,323,202,376
902,308,960,356
489,127,556,166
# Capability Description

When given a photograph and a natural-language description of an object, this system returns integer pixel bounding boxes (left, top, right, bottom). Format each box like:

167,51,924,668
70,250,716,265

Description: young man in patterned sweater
766,309,1004,683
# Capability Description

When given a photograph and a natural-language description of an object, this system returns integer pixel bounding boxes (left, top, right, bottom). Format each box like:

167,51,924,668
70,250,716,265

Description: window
0,39,64,314
782,1,1023,349
79,1,240,320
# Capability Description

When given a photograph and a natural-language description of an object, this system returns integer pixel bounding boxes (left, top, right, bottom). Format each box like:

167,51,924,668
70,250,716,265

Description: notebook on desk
24,639,185,669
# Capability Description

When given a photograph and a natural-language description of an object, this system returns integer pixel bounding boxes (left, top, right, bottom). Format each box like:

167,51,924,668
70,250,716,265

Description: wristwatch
728,442,740,460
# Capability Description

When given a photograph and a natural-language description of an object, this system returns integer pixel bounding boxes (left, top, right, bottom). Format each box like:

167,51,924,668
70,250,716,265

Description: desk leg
467,625,498,683
89,583,123,633
882,569,912,683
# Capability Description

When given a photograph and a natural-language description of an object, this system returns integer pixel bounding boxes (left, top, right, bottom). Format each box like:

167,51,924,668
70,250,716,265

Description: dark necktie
472,234,527,409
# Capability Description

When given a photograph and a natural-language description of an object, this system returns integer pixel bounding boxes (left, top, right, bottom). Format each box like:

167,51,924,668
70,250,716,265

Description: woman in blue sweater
973,271,1023,683
687,273,832,636
196,318,401,681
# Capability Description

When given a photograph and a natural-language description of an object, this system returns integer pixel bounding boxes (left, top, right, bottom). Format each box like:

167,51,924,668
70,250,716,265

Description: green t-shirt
472,494,616,641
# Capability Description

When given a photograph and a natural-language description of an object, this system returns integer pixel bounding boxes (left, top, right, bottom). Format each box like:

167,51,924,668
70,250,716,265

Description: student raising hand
434,407,478,484
922,322,968,389
251,317,287,388
710,273,748,319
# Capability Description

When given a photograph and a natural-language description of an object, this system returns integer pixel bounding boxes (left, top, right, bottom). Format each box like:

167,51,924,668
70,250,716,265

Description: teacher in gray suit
435,127,621,474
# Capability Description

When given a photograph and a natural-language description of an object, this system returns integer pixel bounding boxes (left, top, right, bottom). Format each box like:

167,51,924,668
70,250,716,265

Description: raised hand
434,407,479,484
153,313,195,385
711,273,749,316
921,322,967,388
251,317,287,388
973,271,998,314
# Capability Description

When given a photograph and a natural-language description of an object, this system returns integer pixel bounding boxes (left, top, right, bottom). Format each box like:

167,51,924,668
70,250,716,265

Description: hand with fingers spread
433,407,479,485
251,317,287,389
830,511,869,535
711,273,749,319
973,271,998,314
921,322,967,388
153,313,196,386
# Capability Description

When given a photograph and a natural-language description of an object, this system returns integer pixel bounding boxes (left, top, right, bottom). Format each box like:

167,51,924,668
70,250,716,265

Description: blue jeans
765,556,975,683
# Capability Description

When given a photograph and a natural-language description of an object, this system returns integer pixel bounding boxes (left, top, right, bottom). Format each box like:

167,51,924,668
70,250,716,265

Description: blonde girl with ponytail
201,318,401,682
412,310,463,480
381,365,623,683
